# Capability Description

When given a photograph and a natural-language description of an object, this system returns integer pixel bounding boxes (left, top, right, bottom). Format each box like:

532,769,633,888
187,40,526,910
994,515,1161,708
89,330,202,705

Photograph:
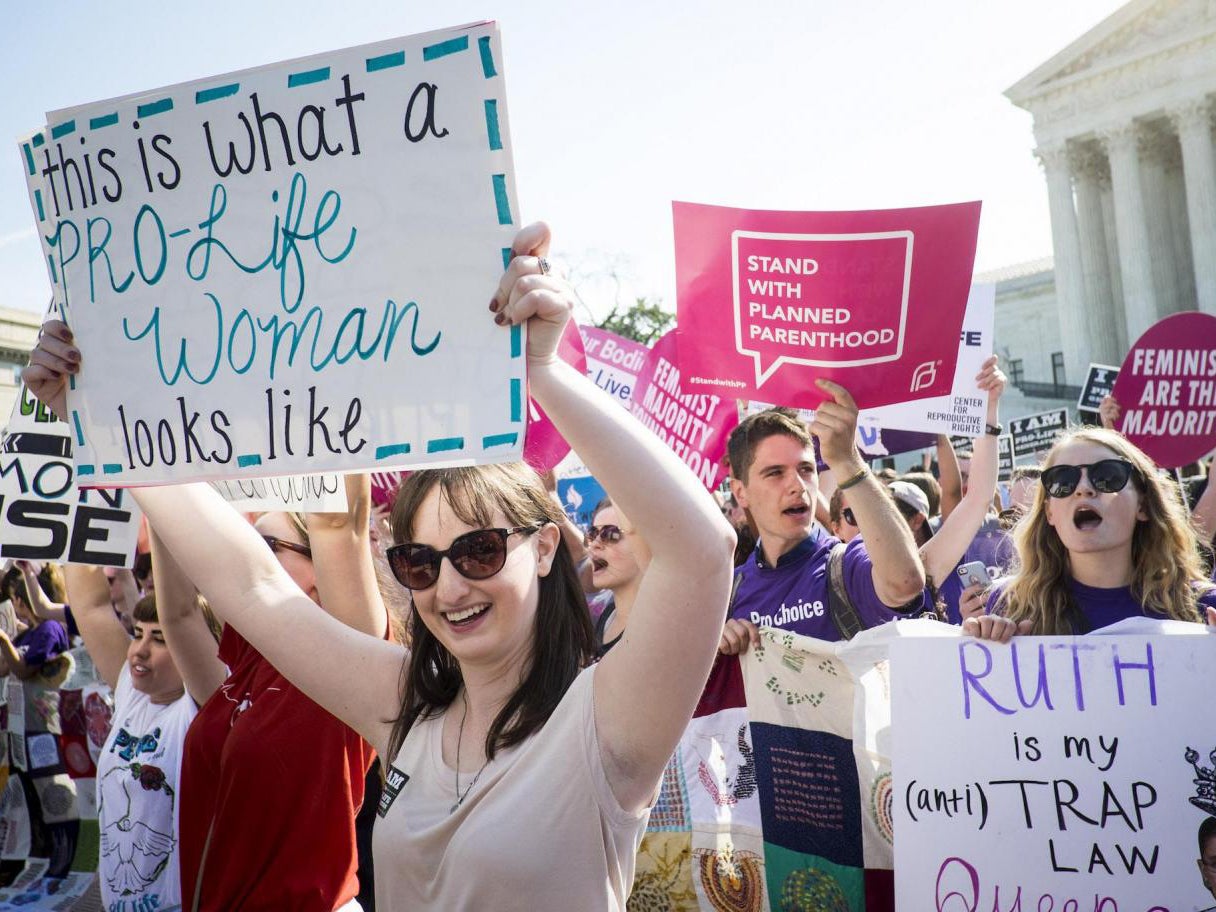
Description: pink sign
524,321,587,473
673,200,981,410
1113,312,1216,468
579,326,649,407
628,331,739,490
370,470,409,509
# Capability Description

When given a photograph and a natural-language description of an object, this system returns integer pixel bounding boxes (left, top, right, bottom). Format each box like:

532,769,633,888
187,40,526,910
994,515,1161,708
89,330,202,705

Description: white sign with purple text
892,624,1216,912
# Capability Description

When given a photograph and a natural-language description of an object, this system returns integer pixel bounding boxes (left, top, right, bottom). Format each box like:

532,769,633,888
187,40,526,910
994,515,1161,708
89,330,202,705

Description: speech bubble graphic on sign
675,200,980,412
733,230,912,387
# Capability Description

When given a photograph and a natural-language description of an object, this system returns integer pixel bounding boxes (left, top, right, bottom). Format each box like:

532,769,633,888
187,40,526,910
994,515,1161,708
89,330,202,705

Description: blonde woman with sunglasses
966,427,1216,643
31,223,734,910
585,497,653,657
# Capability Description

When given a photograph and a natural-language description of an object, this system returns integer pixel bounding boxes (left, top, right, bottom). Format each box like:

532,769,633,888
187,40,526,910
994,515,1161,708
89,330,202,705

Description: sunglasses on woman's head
386,526,541,591
585,524,622,545
263,535,312,560
1040,459,1137,498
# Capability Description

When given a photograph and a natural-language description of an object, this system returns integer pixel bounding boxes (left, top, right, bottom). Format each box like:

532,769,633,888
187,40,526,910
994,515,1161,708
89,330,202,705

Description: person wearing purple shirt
970,427,1216,643
719,381,924,652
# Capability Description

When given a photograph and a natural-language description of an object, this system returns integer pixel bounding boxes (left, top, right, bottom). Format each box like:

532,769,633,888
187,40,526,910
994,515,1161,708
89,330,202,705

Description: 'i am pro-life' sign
19,22,525,486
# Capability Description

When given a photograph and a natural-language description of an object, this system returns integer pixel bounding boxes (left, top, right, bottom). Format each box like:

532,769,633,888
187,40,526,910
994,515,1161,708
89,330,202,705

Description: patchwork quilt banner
630,624,898,911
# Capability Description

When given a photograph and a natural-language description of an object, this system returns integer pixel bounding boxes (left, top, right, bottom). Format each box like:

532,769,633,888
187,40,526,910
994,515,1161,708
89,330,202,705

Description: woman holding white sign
967,427,1216,640
31,222,735,910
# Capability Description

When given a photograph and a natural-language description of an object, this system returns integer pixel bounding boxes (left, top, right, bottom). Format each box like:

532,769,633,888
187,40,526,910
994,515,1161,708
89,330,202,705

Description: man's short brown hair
727,408,812,482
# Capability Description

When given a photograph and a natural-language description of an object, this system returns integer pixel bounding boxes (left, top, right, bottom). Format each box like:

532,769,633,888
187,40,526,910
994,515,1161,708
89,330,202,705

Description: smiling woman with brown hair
29,222,736,911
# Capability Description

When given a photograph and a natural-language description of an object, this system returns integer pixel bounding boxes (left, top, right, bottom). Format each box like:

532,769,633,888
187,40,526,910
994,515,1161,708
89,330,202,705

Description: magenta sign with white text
673,200,981,410
627,331,738,490
1113,312,1216,468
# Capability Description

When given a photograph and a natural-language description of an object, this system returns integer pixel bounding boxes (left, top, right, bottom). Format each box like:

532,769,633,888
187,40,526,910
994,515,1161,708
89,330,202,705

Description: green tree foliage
596,297,673,345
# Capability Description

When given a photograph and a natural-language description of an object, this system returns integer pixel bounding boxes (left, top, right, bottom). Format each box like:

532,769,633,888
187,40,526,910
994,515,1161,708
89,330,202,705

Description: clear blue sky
1,0,1125,321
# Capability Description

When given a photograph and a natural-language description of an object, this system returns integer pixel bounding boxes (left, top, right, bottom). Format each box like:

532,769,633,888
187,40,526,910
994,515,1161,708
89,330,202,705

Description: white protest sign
0,382,141,566
211,473,347,512
19,22,524,486
892,627,1216,911
862,283,995,437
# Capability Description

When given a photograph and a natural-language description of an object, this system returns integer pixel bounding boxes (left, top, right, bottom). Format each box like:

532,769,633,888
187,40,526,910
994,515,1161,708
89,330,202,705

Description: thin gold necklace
451,695,491,814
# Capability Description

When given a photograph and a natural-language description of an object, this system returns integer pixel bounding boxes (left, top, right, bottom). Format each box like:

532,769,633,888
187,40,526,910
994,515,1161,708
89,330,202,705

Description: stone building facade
1002,0,1216,394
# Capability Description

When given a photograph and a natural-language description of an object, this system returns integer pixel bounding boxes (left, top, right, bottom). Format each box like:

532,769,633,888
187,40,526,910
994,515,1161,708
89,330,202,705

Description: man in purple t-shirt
720,382,925,653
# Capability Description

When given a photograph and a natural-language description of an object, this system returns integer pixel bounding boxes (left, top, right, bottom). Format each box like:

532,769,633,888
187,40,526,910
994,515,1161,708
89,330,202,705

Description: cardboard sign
579,326,647,409
628,331,738,490
1008,408,1068,461
210,473,347,512
19,23,524,486
1077,363,1119,414
672,200,981,410
863,283,995,437
892,627,1216,911
1113,312,1216,468
0,383,141,566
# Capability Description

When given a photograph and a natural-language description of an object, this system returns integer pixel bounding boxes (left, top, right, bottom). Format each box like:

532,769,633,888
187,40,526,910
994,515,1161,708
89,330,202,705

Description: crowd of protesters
4,221,1214,910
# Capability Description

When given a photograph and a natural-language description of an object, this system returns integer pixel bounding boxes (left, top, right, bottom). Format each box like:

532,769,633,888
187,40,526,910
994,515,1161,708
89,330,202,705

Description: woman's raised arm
494,223,736,813
921,357,1005,586
131,484,403,752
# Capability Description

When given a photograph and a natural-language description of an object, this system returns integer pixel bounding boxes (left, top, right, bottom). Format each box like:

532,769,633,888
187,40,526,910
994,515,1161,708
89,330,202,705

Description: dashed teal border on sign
478,36,497,78
483,100,502,150
423,36,468,60
375,442,411,459
287,66,330,87
136,98,173,118
43,26,520,477
366,51,405,72
195,83,240,104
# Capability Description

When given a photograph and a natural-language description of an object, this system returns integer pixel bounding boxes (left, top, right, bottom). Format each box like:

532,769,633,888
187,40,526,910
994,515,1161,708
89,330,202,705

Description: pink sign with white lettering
673,200,981,410
627,331,739,490
1113,312,1216,468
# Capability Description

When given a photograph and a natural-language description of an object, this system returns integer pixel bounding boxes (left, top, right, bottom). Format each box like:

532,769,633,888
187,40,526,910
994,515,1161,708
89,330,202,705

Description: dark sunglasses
1040,459,1138,498
585,524,623,545
386,526,540,591
841,508,857,527
263,534,312,560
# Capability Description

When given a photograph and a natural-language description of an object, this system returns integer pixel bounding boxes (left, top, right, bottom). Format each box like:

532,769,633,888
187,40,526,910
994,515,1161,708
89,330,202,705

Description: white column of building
1099,122,1159,342
1137,128,1183,316
1035,141,1090,384
1099,181,1128,353
1169,98,1216,316
1071,145,1122,364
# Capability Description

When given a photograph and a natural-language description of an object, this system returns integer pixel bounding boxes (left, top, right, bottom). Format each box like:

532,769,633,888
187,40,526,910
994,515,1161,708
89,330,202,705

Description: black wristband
985,423,1003,436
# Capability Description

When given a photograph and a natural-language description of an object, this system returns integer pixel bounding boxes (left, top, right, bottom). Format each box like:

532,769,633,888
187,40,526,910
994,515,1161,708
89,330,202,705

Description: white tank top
372,665,648,910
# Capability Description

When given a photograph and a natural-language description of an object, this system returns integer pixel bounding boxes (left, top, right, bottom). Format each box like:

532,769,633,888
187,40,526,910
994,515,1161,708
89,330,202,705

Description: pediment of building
1008,0,1216,104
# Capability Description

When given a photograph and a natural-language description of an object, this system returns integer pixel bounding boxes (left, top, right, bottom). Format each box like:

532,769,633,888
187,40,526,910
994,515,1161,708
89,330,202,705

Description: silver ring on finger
537,256,550,276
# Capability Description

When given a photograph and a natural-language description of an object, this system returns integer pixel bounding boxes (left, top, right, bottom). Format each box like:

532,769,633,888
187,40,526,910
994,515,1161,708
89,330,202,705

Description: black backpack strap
827,543,868,641
726,570,744,618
